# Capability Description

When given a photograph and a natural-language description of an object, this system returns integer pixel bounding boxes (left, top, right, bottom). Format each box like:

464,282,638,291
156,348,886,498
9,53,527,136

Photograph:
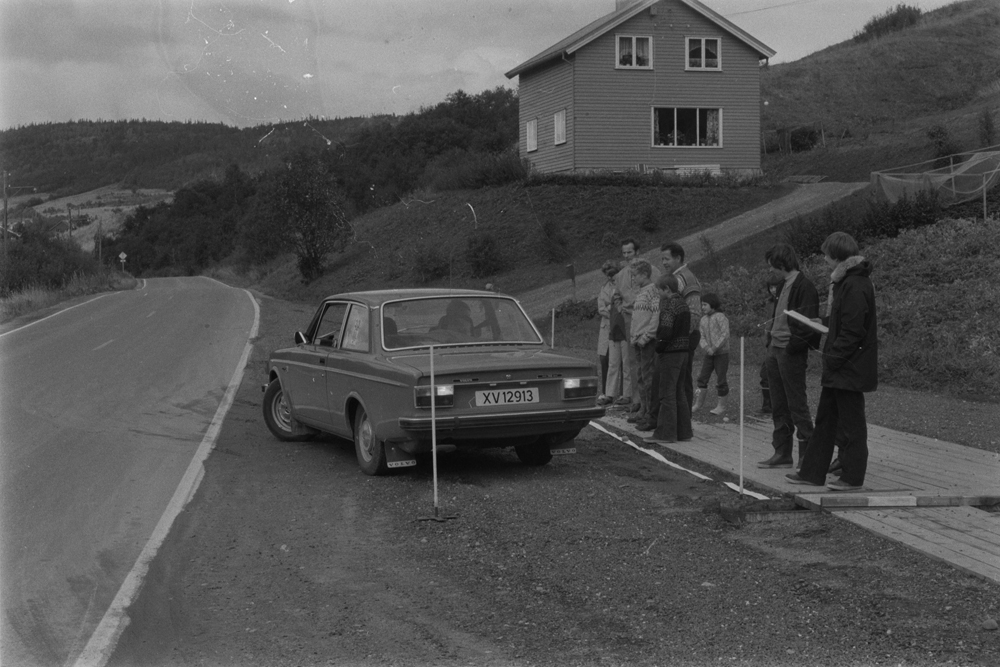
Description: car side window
341,304,370,353
314,302,348,347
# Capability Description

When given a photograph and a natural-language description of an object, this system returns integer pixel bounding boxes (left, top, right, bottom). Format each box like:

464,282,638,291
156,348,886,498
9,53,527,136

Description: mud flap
385,442,417,469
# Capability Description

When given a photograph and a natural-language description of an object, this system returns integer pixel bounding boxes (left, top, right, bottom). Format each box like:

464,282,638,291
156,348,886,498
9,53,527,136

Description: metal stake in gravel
419,345,457,523
739,336,745,494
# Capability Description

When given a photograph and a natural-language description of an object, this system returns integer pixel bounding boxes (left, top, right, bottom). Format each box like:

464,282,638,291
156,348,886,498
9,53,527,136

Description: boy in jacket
758,244,822,469
788,232,878,490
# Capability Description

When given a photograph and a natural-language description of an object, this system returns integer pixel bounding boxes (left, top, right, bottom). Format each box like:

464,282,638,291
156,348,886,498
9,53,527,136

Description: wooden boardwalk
598,411,1000,585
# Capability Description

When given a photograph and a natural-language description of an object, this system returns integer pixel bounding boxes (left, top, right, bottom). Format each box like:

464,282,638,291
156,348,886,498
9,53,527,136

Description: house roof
504,0,776,79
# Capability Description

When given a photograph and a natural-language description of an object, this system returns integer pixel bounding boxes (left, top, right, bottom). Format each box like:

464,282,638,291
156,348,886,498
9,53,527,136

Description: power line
727,0,824,17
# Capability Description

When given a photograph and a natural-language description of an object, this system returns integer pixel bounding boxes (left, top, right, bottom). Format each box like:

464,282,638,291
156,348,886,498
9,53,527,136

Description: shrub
412,243,450,283
420,148,527,191
979,107,997,147
539,219,571,263
853,3,922,43
465,231,506,277
640,206,660,233
927,124,962,165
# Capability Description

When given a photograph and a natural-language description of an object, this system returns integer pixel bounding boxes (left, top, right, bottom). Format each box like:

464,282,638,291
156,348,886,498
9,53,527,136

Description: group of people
595,232,878,492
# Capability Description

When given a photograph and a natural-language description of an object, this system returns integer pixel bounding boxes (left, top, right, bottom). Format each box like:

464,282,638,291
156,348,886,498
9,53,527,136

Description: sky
0,0,959,130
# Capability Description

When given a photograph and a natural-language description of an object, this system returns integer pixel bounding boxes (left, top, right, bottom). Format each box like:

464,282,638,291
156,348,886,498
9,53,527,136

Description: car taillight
562,378,598,399
415,384,455,408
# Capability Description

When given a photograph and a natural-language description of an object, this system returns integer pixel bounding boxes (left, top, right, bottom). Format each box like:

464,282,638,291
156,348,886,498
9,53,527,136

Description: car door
323,302,371,436
286,301,348,428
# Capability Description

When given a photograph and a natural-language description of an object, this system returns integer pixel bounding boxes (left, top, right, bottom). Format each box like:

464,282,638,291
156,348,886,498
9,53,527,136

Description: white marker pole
739,336,745,494
551,308,556,348
430,345,439,516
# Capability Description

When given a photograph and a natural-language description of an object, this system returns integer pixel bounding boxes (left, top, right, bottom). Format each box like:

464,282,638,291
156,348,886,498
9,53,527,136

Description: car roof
321,288,507,306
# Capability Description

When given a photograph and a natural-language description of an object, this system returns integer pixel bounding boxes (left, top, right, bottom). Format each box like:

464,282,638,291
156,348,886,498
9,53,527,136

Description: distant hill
762,0,1000,181
0,116,385,198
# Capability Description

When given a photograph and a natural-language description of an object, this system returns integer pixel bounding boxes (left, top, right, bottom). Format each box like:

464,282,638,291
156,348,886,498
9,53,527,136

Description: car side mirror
294,331,307,345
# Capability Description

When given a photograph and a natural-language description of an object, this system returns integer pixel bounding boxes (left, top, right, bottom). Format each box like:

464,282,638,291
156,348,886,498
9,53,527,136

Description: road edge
70,287,260,667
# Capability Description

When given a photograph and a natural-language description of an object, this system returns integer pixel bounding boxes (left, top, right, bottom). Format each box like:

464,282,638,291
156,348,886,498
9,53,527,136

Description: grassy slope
761,0,1000,182
250,181,795,305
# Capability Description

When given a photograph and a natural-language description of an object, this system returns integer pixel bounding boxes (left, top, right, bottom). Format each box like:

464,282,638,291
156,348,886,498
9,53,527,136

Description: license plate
475,387,538,406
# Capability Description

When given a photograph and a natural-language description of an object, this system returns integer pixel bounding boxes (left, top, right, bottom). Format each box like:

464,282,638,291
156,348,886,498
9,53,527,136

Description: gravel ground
108,293,1000,667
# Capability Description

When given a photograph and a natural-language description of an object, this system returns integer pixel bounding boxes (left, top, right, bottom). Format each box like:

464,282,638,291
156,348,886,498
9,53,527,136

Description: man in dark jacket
645,274,691,444
758,244,822,469
787,232,878,490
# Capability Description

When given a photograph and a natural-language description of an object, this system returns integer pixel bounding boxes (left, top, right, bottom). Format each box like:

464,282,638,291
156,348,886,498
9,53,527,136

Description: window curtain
705,110,720,146
635,38,649,66
619,37,633,66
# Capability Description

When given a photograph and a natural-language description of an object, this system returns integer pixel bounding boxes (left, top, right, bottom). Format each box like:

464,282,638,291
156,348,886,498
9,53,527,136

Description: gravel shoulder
108,293,1000,667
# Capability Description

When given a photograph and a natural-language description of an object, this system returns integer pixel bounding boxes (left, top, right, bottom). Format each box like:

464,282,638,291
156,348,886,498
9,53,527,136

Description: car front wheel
354,407,388,476
263,379,313,442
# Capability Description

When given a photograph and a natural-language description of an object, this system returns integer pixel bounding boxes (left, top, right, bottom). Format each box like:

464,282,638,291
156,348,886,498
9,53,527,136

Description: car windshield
381,296,543,350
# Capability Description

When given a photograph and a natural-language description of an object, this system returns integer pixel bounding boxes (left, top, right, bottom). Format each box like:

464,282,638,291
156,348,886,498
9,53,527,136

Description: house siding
571,1,762,173
518,58,575,173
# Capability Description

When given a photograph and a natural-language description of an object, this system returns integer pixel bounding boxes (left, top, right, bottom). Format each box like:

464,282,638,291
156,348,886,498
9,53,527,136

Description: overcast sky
0,0,958,130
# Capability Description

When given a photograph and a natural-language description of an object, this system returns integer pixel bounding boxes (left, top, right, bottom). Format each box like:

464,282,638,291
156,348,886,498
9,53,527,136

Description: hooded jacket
821,258,878,392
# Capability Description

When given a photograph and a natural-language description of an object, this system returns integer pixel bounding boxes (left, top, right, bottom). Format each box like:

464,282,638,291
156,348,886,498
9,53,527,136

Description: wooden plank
842,510,1000,584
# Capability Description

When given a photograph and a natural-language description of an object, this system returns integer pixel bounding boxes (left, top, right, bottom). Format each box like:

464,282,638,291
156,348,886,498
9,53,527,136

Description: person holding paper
757,243,822,469
787,232,878,491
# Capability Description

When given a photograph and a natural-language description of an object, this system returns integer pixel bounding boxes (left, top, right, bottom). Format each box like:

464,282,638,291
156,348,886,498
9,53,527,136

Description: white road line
146,311,155,318
92,340,115,352
71,288,261,667
0,294,109,339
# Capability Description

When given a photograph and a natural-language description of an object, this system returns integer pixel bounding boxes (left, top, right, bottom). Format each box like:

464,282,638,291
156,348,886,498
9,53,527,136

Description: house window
686,37,720,70
653,107,721,147
553,110,566,145
526,119,537,152
617,35,651,68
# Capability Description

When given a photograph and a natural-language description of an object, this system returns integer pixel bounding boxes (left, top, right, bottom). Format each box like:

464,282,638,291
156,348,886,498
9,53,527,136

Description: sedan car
262,289,605,475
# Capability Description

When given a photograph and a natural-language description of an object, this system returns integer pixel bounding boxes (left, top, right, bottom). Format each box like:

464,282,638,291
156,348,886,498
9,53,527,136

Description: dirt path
515,181,869,318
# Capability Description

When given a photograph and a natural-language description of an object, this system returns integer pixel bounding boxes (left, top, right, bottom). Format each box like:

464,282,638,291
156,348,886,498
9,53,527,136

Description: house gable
509,0,771,175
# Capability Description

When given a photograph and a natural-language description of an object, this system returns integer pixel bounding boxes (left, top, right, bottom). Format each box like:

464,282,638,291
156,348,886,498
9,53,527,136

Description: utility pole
3,170,8,261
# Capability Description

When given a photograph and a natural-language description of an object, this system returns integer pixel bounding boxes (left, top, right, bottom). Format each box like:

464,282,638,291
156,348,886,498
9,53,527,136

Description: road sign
119,252,126,272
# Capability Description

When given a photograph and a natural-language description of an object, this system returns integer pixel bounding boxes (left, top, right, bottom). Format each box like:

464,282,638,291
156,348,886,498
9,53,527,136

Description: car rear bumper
398,405,606,436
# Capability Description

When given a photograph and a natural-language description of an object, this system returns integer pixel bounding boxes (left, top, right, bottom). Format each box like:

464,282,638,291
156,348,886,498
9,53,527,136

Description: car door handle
318,358,326,364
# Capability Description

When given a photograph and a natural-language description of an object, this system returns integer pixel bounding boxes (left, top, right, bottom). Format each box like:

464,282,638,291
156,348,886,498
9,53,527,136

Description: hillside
0,116,384,198
762,0,1000,181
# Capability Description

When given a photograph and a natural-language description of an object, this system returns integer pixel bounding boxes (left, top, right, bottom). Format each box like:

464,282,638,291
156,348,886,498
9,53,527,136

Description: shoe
691,388,705,411
709,395,728,416
629,403,642,414
644,437,675,445
827,479,863,491
596,395,613,406
626,414,640,424
678,436,693,442
757,453,794,468
785,472,823,486
635,421,656,432
614,396,632,406
828,457,842,474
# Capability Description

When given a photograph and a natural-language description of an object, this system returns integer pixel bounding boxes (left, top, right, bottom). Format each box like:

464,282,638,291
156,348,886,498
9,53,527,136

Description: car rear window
382,297,542,350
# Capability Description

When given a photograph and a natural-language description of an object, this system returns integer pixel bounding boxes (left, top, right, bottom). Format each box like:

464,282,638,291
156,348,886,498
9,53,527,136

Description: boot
759,389,771,414
709,395,727,415
692,388,705,411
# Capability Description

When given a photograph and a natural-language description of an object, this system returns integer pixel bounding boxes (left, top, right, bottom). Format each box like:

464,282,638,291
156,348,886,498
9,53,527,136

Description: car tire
262,379,314,442
515,443,553,466
354,407,389,476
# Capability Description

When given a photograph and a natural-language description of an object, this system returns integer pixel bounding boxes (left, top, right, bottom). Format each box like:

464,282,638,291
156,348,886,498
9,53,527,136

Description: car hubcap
359,417,374,461
273,390,292,432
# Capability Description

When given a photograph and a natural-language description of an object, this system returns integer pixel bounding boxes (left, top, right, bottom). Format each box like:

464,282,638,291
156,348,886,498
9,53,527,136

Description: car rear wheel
263,379,313,442
354,407,388,476
515,443,553,466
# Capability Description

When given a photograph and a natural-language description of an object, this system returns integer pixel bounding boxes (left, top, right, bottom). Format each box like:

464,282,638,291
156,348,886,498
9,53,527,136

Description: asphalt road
0,277,258,667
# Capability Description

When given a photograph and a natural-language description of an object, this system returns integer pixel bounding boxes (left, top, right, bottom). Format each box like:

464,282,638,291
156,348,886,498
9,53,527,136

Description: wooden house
504,0,775,176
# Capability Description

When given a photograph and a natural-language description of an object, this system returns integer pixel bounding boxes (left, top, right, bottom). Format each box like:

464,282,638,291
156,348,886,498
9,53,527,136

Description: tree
261,150,351,282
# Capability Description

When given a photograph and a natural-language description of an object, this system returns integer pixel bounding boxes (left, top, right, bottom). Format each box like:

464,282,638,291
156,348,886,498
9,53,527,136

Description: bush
539,219,571,263
640,206,660,233
978,107,996,148
412,244,450,283
1,224,101,295
853,3,922,43
421,148,527,191
927,124,963,166
465,231,507,277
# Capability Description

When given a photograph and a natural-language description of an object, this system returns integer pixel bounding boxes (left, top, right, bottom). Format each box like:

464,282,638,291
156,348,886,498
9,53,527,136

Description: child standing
693,293,730,415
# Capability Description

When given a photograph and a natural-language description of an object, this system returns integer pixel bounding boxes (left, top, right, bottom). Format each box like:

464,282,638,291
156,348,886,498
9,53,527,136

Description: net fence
871,144,1000,206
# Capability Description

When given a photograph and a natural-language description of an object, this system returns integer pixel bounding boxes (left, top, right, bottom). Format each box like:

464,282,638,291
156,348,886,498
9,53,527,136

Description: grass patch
0,270,138,323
